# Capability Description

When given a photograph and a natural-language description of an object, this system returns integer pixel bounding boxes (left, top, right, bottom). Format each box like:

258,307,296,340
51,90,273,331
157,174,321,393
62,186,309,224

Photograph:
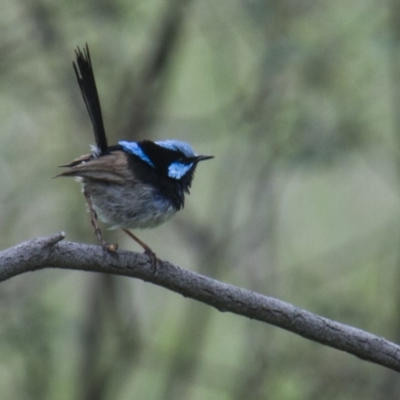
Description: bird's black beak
195,155,214,162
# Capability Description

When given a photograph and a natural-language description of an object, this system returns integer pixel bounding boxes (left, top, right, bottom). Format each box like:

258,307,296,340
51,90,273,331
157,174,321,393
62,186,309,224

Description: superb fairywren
57,44,213,263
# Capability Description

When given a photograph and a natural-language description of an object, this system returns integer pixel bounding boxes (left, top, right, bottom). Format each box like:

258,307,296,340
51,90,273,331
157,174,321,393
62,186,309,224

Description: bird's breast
82,179,177,230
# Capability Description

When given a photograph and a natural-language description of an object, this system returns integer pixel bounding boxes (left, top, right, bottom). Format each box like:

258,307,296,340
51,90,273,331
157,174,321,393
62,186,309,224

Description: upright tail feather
73,44,108,155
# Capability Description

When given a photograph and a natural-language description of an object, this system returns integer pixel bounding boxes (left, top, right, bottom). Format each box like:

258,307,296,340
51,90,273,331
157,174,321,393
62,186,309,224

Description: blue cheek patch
168,162,193,179
119,141,155,167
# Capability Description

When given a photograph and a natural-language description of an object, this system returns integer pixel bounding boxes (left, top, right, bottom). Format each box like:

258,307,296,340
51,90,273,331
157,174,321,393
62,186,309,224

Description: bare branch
1,233,399,372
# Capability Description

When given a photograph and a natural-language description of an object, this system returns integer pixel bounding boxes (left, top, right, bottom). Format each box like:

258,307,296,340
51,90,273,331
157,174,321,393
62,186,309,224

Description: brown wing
59,153,92,168
56,151,133,184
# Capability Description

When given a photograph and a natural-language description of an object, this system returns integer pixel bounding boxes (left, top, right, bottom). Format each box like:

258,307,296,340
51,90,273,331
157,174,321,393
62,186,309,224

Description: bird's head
119,139,213,189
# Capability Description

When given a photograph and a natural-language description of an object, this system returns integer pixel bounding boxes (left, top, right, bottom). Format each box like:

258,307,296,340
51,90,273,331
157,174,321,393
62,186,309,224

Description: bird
57,44,213,268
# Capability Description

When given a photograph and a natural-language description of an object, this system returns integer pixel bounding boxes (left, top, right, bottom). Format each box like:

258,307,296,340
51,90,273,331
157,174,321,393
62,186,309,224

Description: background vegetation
1,0,400,398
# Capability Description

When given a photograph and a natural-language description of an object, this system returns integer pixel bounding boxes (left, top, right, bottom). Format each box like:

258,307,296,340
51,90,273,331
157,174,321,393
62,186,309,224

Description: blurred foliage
1,0,400,398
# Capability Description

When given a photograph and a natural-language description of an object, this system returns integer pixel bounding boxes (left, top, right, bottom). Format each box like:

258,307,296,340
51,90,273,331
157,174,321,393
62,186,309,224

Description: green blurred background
1,0,400,398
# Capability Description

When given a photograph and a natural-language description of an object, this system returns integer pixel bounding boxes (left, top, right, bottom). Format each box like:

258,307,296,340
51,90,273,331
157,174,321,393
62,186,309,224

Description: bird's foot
121,229,160,275
144,247,160,276
102,242,118,253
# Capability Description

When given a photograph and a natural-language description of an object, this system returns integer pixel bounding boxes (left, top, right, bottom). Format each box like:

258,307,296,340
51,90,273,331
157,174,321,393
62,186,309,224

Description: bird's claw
103,243,118,252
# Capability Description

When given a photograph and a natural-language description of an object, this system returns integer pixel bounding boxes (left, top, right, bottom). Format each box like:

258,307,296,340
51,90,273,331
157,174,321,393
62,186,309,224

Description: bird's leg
83,189,118,252
122,229,159,274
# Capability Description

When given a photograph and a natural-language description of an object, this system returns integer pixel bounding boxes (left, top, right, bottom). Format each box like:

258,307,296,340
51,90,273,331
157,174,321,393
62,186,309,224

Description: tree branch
1,233,399,372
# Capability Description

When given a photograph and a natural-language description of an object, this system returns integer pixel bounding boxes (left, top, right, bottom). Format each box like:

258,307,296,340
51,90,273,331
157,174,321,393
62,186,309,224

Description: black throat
124,151,195,211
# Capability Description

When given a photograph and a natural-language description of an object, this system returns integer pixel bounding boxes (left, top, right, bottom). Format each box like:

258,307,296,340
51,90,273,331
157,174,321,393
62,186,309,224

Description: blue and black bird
58,45,213,262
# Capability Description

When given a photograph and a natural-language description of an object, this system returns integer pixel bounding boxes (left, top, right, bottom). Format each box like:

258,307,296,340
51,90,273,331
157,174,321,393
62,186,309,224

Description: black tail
73,44,108,155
